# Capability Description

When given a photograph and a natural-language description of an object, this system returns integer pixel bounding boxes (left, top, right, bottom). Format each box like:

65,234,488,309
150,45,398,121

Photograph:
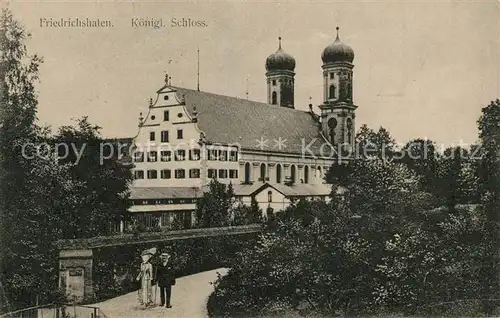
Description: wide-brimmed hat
141,247,157,256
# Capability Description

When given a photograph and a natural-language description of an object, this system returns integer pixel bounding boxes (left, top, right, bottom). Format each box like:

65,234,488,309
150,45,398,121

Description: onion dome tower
319,27,357,150
265,37,296,108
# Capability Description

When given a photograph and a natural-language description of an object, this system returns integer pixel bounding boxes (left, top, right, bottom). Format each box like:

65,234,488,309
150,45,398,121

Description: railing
1,304,107,318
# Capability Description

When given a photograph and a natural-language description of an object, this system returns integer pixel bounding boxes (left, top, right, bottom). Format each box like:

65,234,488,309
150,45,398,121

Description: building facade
128,29,357,228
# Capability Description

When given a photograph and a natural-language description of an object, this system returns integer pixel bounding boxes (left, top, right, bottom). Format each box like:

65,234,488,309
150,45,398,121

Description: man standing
157,252,176,308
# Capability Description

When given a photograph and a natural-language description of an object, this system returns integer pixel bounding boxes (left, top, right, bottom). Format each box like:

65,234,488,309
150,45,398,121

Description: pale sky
7,0,500,147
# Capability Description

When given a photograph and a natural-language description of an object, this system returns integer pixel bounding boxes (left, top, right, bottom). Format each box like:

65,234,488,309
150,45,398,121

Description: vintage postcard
0,1,499,317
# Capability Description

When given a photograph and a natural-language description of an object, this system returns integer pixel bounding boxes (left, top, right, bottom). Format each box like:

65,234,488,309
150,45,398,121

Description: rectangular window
134,152,144,163
134,170,144,179
229,151,238,162
147,151,157,162
272,80,276,86
219,150,228,161
175,149,186,161
229,169,238,179
189,149,200,160
208,169,217,179
175,169,185,179
163,110,169,121
218,169,228,179
147,170,157,179
177,129,183,139
161,169,171,179
160,151,171,162
208,149,218,161
330,73,334,79
189,169,200,178
150,131,155,141
161,130,169,142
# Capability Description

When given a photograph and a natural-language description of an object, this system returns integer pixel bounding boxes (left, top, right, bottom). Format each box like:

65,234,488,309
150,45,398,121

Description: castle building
128,28,357,229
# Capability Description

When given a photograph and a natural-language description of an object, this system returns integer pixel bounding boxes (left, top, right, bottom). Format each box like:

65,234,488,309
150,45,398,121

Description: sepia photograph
0,1,499,317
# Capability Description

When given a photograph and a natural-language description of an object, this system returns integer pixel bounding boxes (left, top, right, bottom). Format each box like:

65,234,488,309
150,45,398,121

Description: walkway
93,268,228,318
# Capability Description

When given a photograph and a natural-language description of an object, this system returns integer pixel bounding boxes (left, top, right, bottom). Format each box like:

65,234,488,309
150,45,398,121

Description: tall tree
0,8,56,311
195,179,233,228
477,99,500,314
399,139,438,194
52,117,132,238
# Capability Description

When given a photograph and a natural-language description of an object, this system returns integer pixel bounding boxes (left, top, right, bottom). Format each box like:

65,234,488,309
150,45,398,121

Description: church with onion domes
126,28,358,230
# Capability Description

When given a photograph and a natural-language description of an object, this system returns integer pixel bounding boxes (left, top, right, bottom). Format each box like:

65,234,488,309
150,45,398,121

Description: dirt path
93,268,228,318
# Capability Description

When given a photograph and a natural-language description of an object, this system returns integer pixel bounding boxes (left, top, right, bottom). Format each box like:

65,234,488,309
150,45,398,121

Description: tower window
271,91,277,105
161,130,169,143
164,110,169,121
272,80,276,86
177,129,183,139
329,85,336,99
268,190,272,203
149,131,155,141
330,73,334,79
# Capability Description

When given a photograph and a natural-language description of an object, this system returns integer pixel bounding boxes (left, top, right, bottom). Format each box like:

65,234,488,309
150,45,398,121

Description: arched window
244,162,251,184
268,190,272,203
291,165,296,183
346,118,353,144
276,164,282,183
260,163,266,181
317,166,322,182
328,118,337,144
271,91,277,105
329,84,336,99
304,166,309,184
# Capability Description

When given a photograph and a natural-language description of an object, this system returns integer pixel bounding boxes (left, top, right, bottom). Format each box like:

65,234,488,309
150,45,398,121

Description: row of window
134,169,239,180
132,198,197,206
134,149,238,163
150,129,182,142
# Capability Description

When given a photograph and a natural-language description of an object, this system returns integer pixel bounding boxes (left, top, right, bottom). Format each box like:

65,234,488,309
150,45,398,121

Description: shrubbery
207,154,496,317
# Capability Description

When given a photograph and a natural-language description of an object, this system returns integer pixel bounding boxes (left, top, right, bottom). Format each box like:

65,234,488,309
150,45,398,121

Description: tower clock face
328,117,337,129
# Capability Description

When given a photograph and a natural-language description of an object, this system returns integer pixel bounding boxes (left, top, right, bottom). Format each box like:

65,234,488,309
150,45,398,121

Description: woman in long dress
136,249,155,307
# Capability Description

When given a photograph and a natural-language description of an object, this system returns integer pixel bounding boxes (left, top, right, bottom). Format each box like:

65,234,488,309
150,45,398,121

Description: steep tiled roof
172,87,329,156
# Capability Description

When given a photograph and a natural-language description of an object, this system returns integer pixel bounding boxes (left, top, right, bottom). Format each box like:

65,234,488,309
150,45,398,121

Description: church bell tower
319,27,357,149
265,37,296,108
